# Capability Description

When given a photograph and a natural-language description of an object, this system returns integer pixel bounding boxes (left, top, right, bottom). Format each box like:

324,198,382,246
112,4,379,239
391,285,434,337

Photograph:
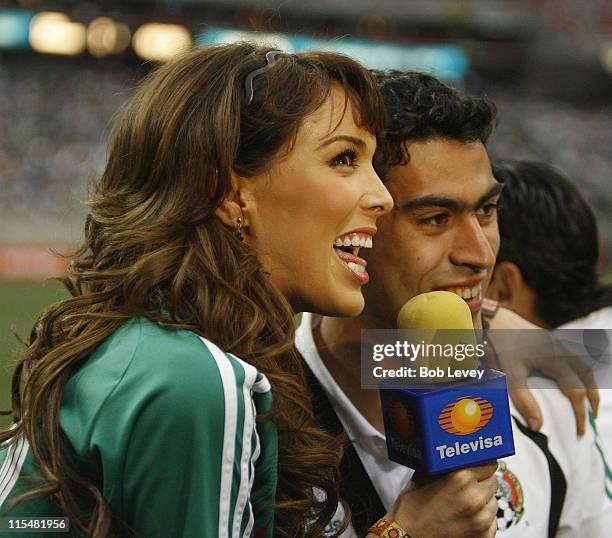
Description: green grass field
0,280,69,427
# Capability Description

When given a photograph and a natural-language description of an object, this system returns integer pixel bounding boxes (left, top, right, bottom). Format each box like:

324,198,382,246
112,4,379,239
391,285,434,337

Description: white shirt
296,312,612,537
559,306,612,460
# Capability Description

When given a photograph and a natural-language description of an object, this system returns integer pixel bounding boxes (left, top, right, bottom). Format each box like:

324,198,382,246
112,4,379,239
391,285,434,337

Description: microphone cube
379,369,515,474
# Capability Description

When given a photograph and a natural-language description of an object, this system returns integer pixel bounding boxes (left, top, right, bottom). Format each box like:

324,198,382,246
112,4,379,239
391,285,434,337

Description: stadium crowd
0,56,611,264
488,89,612,226
0,57,133,230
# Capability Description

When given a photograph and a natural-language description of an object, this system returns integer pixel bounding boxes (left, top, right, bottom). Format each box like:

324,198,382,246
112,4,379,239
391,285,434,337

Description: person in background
488,158,612,458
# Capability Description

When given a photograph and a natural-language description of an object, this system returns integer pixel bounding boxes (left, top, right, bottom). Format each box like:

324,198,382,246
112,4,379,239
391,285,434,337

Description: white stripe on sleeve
232,359,258,537
0,435,29,507
243,396,261,538
200,337,239,538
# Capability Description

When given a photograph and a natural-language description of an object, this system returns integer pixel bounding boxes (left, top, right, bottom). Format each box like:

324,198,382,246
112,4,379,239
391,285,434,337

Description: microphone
379,291,515,474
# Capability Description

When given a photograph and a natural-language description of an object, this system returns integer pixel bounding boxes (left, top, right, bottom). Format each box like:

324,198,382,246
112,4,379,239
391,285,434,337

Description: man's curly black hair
494,159,612,327
373,70,497,179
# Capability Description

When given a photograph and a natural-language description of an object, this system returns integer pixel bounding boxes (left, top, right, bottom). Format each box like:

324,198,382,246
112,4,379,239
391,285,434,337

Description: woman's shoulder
130,317,269,399
62,317,270,448
70,316,266,395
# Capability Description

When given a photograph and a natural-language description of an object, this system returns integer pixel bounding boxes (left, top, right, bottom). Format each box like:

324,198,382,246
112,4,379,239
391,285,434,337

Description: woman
0,43,393,537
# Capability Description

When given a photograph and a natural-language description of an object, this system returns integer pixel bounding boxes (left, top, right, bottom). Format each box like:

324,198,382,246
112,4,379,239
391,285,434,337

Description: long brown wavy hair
0,44,386,536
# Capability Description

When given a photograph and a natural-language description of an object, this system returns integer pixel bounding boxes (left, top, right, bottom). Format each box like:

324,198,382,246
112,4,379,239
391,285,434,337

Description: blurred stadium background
0,0,611,422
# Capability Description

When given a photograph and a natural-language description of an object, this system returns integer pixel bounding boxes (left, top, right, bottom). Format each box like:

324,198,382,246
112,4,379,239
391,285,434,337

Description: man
296,72,612,537
487,158,612,458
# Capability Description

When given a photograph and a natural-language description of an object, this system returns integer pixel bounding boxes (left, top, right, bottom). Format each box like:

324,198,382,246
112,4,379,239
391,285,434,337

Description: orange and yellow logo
438,396,493,435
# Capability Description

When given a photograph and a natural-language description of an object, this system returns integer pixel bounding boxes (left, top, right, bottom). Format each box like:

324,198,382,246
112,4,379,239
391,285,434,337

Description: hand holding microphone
387,462,499,538
367,292,514,537
380,291,515,474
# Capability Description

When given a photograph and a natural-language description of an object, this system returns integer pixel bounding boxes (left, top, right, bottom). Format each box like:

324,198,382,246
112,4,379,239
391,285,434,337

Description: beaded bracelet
367,516,412,538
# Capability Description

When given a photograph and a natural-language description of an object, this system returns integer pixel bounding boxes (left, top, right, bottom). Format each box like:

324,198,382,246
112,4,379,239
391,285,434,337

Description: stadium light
87,17,131,57
132,22,192,62
601,44,612,75
0,9,33,50
197,27,469,81
202,28,293,51
29,11,87,56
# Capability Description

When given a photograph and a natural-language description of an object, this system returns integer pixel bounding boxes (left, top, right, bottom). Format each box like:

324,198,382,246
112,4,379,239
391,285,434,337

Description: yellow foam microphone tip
397,291,474,330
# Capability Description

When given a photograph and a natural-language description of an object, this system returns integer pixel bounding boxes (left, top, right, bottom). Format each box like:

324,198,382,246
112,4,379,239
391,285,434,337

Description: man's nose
449,216,496,272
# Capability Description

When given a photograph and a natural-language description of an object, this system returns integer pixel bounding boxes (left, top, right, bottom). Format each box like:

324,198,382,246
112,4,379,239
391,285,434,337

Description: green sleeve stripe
228,354,259,538
200,337,242,537
241,503,254,537
589,411,612,479
248,384,276,537
594,442,612,501
199,341,269,538
588,410,612,500
227,356,246,538
243,396,261,536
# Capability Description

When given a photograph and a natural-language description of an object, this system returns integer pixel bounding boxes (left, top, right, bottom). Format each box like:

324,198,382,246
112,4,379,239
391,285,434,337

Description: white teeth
334,234,374,249
347,262,365,274
448,286,481,300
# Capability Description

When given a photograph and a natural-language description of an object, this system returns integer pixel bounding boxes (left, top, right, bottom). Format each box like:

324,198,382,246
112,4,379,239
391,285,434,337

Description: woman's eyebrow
316,135,366,151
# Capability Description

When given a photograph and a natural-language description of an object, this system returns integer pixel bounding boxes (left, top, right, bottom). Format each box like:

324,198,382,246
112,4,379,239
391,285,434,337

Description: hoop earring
236,216,244,241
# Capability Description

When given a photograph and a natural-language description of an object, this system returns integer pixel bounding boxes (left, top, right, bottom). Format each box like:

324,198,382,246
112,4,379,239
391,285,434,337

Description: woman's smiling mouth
333,232,373,283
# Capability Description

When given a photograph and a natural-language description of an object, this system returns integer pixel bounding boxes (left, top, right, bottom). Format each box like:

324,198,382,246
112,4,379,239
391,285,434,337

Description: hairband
244,50,285,105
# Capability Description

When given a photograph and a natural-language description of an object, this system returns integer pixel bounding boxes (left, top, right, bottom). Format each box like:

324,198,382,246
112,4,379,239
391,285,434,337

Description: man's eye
331,149,358,167
419,213,449,226
477,203,499,217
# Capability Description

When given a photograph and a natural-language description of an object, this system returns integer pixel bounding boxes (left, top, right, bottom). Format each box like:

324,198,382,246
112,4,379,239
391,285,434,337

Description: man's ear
488,261,524,307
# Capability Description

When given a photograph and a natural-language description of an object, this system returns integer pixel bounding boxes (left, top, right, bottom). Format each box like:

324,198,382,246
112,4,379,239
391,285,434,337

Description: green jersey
0,317,278,537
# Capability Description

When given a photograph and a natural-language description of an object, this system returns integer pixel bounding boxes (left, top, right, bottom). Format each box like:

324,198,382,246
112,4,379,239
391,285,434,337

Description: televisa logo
436,396,503,459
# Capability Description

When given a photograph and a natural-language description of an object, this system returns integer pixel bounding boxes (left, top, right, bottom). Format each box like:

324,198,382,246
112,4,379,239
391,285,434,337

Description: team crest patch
495,461,524,531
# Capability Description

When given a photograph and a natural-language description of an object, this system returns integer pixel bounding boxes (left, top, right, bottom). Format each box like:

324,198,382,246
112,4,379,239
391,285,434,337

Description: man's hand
487,307,599,435
379,462,499,538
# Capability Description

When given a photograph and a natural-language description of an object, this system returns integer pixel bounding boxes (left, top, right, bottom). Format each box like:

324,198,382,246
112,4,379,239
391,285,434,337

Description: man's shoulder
516,376,597,470
560,307,612,330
